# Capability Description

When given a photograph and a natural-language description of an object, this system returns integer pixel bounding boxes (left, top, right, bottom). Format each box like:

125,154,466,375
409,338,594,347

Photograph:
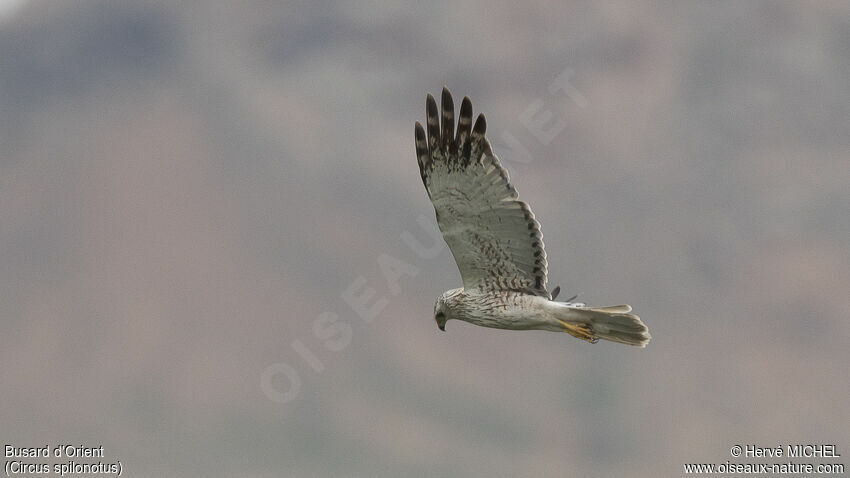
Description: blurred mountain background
1,1,848,476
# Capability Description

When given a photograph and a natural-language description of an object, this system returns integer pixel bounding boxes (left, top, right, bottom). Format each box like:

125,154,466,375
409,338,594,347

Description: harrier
414,88,650,346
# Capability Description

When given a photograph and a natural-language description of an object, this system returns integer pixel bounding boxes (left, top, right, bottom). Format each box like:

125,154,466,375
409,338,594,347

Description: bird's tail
551,303,651,347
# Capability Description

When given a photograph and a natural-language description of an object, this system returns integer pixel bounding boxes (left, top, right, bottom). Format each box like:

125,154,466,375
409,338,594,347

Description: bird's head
434,300,447,331
433,288,462,331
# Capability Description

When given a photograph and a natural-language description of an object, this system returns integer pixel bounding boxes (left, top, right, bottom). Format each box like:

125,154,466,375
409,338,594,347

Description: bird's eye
435,312,445,319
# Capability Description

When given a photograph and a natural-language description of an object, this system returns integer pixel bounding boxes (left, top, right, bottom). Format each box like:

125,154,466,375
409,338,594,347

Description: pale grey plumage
416,88,650,347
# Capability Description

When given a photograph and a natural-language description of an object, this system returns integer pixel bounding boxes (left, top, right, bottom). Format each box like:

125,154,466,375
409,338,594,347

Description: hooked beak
438,323,445,332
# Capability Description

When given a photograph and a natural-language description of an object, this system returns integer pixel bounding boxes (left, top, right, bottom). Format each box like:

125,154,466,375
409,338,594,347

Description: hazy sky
0,0,27,21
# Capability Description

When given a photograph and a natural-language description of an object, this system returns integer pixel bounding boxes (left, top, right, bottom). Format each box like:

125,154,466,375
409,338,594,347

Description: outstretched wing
414,88,551,298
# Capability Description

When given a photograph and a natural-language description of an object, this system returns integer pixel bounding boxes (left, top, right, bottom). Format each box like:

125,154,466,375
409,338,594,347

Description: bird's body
416,87,651,347
438,288,550,331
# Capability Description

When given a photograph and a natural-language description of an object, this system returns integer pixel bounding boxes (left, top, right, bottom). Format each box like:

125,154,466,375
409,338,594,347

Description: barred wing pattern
414,88,551,299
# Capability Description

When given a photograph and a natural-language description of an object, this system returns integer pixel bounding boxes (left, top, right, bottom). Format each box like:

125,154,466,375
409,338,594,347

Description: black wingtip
456,96,473,145
441,87,453,109
425,93,440,152
426,93,438,120
441,88,455,152
414,121,427,154
414,121,430,184
459,97,472,121
472,113,486,137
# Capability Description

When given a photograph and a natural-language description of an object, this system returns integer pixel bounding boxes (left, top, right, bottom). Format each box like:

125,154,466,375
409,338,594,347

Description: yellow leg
555,319,598,344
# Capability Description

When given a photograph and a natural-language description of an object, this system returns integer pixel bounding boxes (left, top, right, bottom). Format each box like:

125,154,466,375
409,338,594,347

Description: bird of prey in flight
414,88,650,346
